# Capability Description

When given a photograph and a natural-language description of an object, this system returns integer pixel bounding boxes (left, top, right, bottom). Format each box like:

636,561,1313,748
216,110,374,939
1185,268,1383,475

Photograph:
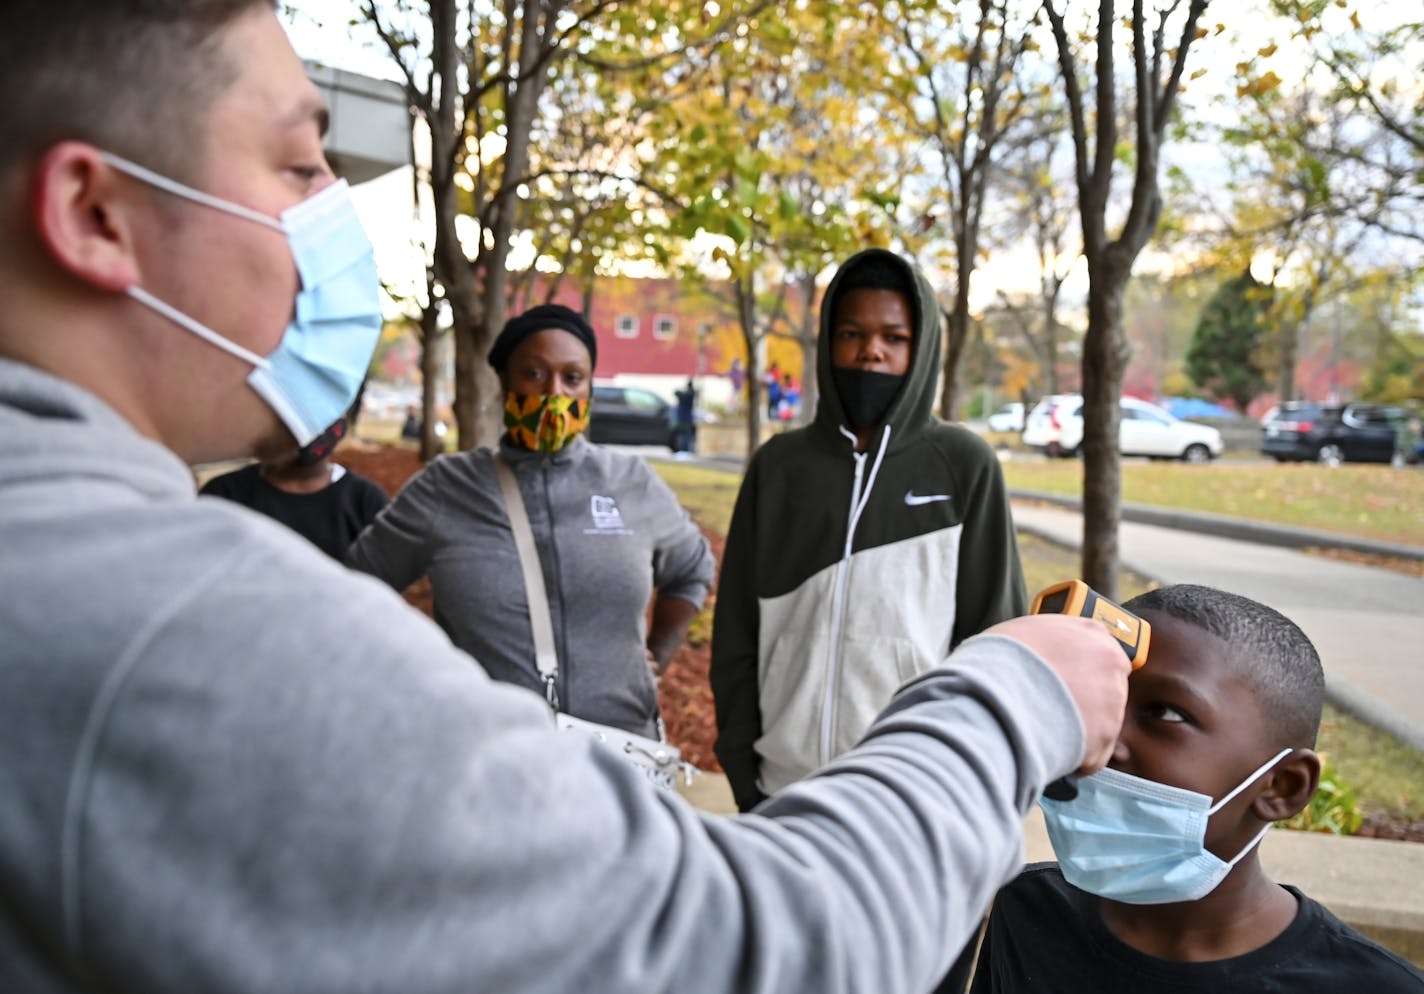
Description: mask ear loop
99,152,287,372
99,152,285,232
1207,748,1294,816
1207,748,1294,868
125,287,270,370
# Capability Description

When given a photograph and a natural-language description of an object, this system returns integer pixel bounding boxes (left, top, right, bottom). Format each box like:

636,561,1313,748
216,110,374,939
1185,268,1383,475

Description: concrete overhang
304,61,410,185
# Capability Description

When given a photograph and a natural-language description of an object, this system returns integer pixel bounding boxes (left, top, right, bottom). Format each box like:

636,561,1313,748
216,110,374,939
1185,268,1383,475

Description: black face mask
294,417,348,466
831,367,905,430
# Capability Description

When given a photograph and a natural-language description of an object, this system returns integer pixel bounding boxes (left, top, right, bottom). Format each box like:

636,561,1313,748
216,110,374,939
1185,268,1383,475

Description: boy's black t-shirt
957,863,1423,993
200,464,389,561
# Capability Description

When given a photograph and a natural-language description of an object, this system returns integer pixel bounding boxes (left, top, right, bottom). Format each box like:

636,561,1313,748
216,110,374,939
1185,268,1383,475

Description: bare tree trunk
1275,322,1299,403
424,0,489,451
446,274,485,448
737,278,763,457
418,300,442,462
1043,0,1207,597
796,273,818,426
941,252,972,419
1042,274,1063,396
460,6,556,450
1080,261,1130,597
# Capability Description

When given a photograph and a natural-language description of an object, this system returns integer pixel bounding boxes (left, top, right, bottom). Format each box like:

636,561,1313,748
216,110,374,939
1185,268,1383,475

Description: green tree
344,0,772,449
647,1,891,455
1185,271,1271,411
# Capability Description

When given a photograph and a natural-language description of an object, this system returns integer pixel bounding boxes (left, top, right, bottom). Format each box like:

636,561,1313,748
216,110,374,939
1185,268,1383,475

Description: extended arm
83,561,1101,994
647,594,700,675
344,458,442,591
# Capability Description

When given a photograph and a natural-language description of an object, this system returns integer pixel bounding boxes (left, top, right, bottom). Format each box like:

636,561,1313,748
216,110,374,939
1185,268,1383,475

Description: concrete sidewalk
1011,501,1424,751
678,772,1424,967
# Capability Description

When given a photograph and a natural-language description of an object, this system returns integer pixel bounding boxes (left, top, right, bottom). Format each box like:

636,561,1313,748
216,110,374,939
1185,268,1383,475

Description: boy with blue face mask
943,584,1424,992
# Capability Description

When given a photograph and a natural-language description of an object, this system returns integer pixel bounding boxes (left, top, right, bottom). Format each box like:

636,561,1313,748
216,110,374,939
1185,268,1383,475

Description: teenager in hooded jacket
711,248,1028,812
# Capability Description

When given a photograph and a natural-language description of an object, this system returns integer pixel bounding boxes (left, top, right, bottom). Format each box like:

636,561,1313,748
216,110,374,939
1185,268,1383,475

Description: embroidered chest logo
904,490,952,506
586,495,633,535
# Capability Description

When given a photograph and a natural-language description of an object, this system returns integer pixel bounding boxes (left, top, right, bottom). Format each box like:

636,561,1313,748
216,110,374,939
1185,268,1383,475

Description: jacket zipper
820,450,860,768
540,460,570,712
819,426,891,766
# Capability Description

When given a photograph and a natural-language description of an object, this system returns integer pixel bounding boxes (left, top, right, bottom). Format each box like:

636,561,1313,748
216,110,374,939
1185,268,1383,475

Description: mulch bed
1356,816,1424,843
334,440,723,771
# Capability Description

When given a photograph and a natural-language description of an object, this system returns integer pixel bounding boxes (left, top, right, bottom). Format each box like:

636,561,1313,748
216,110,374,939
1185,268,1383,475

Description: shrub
1281,756,1364,836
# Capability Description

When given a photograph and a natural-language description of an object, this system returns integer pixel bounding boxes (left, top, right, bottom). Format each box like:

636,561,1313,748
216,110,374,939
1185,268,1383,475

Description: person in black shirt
945,584,1424,993
201,416,388,561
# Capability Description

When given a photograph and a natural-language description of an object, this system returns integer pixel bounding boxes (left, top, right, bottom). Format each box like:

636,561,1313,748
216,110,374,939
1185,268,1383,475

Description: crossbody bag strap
493,454,561,709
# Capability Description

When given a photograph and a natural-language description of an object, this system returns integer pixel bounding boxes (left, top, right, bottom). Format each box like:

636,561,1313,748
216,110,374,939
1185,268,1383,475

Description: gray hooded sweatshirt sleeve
0,359,1084,994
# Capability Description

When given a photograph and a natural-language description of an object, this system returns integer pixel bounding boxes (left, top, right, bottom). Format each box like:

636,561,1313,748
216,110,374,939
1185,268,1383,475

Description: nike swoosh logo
904,491,952,506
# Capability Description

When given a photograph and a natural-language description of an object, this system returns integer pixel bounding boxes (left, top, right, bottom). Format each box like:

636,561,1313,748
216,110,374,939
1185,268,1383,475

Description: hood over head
813,248,942,448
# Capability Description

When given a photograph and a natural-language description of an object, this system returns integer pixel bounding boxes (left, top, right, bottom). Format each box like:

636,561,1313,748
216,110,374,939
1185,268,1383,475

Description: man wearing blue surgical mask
942,585,1422,992
0,3,1135,992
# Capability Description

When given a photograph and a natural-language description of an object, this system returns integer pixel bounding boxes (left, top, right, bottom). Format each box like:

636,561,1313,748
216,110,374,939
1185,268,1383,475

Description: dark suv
587,384,675,447
1260,401,1407,465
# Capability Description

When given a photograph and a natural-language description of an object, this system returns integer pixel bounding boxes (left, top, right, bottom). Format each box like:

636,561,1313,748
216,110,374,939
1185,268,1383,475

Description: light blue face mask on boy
101,153,382,447
1040,748,1291,905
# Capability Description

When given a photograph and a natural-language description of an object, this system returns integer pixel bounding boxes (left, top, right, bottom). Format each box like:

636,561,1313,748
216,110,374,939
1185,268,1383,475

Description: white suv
1022,395,1223,463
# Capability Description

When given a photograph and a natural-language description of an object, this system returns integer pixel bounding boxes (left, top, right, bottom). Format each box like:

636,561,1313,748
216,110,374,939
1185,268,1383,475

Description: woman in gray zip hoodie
711,249,1028,810
348,305,715,737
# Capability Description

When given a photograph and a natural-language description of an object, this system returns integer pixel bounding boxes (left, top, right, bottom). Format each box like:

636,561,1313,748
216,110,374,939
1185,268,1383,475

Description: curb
1010,488,1424,563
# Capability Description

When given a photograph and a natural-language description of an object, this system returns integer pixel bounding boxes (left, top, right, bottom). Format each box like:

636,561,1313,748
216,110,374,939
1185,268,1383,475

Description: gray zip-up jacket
712,249,1027,810
0,358,1083,994
346,436,714,736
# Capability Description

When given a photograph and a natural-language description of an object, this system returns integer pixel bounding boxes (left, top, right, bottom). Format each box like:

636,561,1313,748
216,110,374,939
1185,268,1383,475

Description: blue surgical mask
101,153,383,447
1040,748,1291,905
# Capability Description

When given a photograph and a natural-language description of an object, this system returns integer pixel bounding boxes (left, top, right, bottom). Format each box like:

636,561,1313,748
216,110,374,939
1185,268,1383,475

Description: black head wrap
487,304,598,372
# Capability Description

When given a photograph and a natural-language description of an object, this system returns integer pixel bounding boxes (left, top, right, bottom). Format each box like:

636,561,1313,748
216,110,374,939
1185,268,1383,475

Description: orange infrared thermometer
1030,579,1150,670
1031,580,1151,800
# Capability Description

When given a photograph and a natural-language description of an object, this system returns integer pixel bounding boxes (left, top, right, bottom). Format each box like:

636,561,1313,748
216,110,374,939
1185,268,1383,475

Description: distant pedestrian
765,362,782,421
726,358,746,413
1394,415,1421,469
673,378,697,456
777,373,799,423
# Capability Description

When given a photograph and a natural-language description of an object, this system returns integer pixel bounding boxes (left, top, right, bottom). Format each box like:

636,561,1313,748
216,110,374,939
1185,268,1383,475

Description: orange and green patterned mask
503,392,591,452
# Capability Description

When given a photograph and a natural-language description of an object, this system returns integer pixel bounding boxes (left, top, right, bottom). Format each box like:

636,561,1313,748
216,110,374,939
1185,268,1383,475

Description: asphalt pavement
1011,502,1424,751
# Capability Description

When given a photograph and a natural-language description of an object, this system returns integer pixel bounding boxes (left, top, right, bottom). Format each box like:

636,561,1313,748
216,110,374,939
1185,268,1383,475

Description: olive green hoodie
711,248,1028,810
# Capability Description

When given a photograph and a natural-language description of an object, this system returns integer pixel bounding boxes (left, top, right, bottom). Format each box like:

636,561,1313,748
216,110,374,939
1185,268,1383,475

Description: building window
654,314,677,341
615,314,639,339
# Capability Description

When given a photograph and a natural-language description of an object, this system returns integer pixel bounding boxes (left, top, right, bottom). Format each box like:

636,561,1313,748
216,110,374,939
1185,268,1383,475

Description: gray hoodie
0,357,1084,993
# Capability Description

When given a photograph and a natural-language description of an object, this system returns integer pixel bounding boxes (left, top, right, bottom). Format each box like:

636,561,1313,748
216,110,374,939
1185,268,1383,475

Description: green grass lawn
1000,458,1424,547
654,458,1424,830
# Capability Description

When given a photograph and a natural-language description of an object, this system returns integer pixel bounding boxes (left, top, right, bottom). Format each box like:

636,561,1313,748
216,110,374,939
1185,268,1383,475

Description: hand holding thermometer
1030,580,1150,800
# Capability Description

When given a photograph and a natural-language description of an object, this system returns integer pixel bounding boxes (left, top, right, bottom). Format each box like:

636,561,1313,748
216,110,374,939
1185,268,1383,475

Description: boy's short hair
0,0,272,183
1124,584,1324,748
831,253,918,324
